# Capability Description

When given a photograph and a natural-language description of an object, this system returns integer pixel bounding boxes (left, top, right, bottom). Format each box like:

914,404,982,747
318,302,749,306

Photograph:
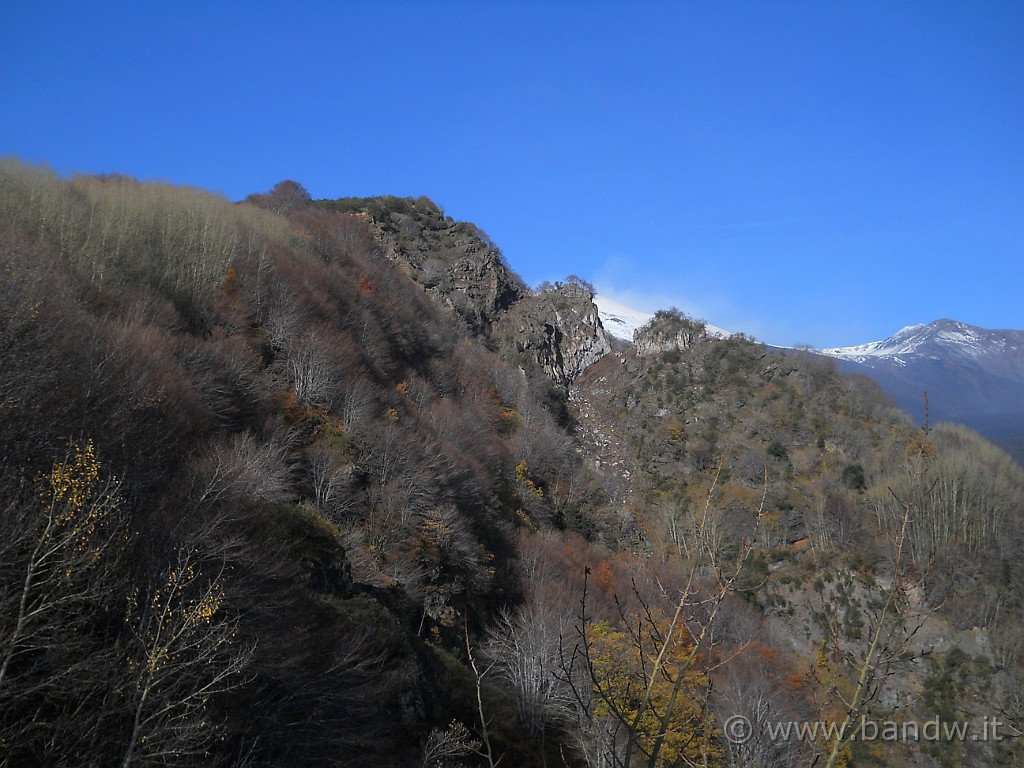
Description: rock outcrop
349,197,525,335
633,310,709,356
495,283,612,388
440,250,524,336
316,196,611,385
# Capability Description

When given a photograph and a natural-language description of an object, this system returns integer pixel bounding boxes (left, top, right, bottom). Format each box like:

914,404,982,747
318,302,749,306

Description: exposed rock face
318,196,610,385
356,198,525,335
495,283,612,388
633,311,709,356
442,250,524,335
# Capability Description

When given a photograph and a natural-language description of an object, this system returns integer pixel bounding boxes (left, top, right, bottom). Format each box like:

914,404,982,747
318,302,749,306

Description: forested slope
0,162,1020,767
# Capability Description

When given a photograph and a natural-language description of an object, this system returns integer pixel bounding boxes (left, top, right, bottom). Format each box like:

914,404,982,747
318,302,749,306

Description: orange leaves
906,432,935,461
785,671,809,692
220,266,238,296
484,385,521,435
280,391,302,419
593,560,616,594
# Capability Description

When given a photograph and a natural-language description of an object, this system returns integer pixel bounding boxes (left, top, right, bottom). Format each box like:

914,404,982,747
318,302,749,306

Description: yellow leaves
130,556,226,675
831,743,854,768
589,612,721,767
37,439,119,570
43,439,102,514
191,592,222,626
119,546,249,767
664,415,686,445
515,508,537,532
165,564,223,631
816,639,831,669
515,460,543,497
144,645,173,676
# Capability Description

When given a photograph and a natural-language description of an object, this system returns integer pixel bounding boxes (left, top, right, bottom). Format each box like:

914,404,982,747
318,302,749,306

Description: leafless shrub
190,431,295,510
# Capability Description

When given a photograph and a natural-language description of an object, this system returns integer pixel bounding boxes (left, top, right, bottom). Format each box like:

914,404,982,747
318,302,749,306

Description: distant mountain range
819,319,1024,463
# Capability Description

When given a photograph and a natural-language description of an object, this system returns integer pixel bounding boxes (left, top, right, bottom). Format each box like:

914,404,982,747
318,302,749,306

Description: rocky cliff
316,196,611,386
494,283,612,388
318,195,525,335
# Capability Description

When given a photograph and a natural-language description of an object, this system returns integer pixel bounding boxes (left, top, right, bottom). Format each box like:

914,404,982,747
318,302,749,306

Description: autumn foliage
2,162,1023,768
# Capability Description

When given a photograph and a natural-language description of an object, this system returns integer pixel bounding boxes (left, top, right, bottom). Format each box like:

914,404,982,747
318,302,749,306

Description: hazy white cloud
593,255,784,345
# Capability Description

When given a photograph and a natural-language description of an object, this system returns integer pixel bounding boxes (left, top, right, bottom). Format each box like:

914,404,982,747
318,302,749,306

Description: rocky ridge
633,309,713,357
343,197,525,335
318,195,613,387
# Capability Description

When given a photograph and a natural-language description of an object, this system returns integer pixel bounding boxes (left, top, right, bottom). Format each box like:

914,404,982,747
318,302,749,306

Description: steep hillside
1,163,1021,768
571,311,1024,767
0,166,600,766
316,194,613,388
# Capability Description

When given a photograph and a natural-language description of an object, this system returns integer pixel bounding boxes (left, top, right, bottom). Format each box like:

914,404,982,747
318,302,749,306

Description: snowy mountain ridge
821,319,1022,371
816,318,1024,464
594,294,732,342
593,294,654,341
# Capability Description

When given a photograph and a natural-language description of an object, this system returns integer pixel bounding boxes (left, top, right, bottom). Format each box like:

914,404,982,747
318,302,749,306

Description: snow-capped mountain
823,319,1024,374
594,294,732,342
593,294,654,341
819,319,1024,463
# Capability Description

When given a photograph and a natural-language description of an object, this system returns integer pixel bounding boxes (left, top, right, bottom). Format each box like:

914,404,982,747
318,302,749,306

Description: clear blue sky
2,2,1021,347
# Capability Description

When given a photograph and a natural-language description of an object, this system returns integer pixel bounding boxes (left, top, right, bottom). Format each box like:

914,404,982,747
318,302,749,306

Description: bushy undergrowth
1,163,1021,768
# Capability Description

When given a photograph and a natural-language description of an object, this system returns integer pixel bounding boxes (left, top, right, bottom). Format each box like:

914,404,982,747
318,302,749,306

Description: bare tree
0,442,123,694
286,336,338,409
120,546,253,768
465,621,503,768
190,430,295,511
340,376,376,432
715,653,815,768
0,442,132,766
308,443,350,513
422,720,480,768
484,599,577,762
